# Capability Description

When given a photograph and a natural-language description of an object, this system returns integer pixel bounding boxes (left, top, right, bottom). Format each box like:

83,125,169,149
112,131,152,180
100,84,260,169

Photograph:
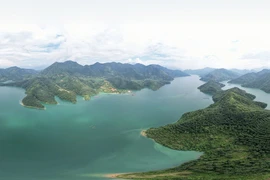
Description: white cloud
0,59,16,68
0,0,270,69
242,51,270,61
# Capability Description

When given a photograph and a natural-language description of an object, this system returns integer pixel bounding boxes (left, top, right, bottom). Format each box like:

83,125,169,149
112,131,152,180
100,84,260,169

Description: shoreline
104,173,127,178
83,90,132,101
19,101,46,110
140,130,147,137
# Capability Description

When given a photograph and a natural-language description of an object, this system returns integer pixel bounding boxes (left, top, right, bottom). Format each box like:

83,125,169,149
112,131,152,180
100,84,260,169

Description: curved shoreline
104,130,147,179
20,101,46,110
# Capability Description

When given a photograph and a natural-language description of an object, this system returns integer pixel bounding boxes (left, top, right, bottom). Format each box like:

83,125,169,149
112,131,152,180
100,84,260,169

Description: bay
0,75,212,180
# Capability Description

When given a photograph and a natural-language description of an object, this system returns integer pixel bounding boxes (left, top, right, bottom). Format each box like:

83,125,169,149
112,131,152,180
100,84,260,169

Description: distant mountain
200,68,240,82
229,68,256,75
3,61,189,109
198,80,225,95
184,67,216,76
229,69,270,93
184,68,255,77
0,66,38,82
41,61,189,81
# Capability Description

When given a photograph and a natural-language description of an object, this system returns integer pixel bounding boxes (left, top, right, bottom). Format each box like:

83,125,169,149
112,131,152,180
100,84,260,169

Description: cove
0,75,212,180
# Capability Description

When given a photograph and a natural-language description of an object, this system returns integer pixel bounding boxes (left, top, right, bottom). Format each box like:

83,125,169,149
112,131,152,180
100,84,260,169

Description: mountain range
200,68,240,82
229,69,270,93
184,67,255,77
1,61,189,109
0,66,38,82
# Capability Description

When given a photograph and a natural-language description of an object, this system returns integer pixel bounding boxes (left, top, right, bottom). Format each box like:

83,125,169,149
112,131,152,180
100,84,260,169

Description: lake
1,75,268,180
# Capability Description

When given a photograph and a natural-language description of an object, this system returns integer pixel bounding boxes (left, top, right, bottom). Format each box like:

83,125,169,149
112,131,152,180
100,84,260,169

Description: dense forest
118,87,270,180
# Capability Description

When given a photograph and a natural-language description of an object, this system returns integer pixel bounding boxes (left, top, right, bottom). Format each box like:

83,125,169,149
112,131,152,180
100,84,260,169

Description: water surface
0,76,213,180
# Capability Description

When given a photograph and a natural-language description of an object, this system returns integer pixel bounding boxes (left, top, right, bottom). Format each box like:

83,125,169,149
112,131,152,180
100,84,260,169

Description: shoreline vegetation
112,85,270,180
21,90,132,110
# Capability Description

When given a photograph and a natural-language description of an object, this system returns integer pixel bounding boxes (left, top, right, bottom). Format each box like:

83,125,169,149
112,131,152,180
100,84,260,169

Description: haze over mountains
0,66,38,82
229,69,270,93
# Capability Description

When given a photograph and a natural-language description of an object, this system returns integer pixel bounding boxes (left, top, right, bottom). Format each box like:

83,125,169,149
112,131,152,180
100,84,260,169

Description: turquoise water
0,75,212,180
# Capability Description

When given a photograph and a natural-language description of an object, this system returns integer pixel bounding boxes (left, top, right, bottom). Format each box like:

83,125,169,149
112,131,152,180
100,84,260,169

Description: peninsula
116,86,270,179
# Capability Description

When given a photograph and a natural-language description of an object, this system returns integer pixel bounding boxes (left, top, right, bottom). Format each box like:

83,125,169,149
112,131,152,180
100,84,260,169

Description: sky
0,0,270,70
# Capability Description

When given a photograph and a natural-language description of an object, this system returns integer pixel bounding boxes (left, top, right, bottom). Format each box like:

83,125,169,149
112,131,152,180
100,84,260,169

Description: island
115,86,270,179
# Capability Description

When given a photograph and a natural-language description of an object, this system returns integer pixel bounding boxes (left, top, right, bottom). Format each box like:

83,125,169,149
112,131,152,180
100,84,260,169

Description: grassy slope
118,88,270,180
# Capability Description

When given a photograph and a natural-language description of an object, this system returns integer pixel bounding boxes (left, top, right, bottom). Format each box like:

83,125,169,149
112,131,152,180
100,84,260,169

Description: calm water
222,81,270,109
2,75,267,180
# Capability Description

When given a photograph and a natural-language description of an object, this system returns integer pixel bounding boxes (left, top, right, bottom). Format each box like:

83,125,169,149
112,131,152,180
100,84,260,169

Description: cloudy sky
0,0,270,70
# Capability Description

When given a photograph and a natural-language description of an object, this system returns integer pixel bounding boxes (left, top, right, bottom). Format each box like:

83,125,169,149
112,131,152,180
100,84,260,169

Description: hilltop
2,61,189,109
117,87,270,179
198,80,225,95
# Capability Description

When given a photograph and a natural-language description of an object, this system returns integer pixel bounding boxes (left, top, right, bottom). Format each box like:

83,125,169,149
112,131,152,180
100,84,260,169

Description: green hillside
229,69,270,93
0,66,38,82
118,87,270,180
198,80,225,95
2,61,189,109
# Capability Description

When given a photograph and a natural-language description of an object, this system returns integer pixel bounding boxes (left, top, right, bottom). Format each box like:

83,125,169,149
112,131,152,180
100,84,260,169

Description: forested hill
118,87,270,179
229,69,270,93
41,61,188,80
0,66,38,82
1,61,188,109
200,68,240,82
198,80,225,95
